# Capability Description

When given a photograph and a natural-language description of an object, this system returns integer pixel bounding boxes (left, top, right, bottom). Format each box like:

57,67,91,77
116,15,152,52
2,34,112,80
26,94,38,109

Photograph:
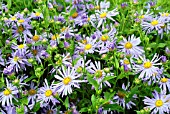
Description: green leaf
79,108,88,113
32,102,40,112
157,43,166,48
24,75,36,83
70,8,76,16
87,74,99,91
91,94,96,108
104,92,115,101
16,104,24,114
20,97,28,105
103,104,123,112
64,97,69,109
114,56,119,69
7,0,12,9
102,76,116,82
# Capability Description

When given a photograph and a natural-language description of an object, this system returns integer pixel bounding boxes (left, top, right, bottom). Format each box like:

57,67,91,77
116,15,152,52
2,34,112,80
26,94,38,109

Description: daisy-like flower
7,51,31,72
141,16,164,34
77,36,98,54
27,82,37,107
11,43,28,56
117,34,144,58
86,61,114,88
143,90,170,114
113,83,137,109
158,76,170,93
28,46,46,63
0,78,18,106
12,75,28,87
134,54,162,80
30,12,43,20
91,8,119,28
94,0,110,11
28,30,43,44
53,66,86,97
37,79,59,107
41,105,57,114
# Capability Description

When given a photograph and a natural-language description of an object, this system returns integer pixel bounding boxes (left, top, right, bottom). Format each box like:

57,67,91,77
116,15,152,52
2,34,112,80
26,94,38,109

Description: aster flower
7,51,31,72
134,54,162,80
117,34,144,58
28,30,43,44
91,8,119,28
12,21,32,43
28,46,46,63
113,83,137,109
37,79,59,107
86,61,114,88
27,82,38,107
30,12,43,20
77,36,98,54
94,0,110,10
158,76,170,93
0,78,18,106
143,90,170,114
141,16,164,34
53,66,86,97
42,105,57,114
11,43,28,56
12,75,28,87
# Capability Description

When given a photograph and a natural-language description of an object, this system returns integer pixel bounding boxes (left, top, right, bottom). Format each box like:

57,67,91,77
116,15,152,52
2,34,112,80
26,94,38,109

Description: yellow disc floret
155,100,163,107
161,78,168,83
100,12,107,18
143,61,152,69
45,90,53,97
151,20,158,26
124,42,133,49
63,77,72,85
3,88,12,96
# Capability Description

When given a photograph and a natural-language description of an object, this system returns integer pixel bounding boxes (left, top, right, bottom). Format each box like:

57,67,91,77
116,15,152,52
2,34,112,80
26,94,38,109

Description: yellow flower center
3,88,12,96
124,42,133,49
46,110,53,114
123,59,130,65
18,44,24,49
11,16,17,21
32,35,40,41
95,6,100,10
51,35,56,40
162,13,169,17
32,50,38,55
45,90,53,97
35,12,41,17
95,70,103,78
117,91,126,99
61,27,68,32
143,61,152,69
87,17,90,21
161,78,168,83
151,20,158,26
85,44,92,50
28,89,36,96
155,100,163,107
82,39,87,44
13,56,20,62
100,12,107,18
141,15,145,19
72,12,78,18
63,77,72,85
100,35,109,41
17,26,24,33
18,19,25,23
